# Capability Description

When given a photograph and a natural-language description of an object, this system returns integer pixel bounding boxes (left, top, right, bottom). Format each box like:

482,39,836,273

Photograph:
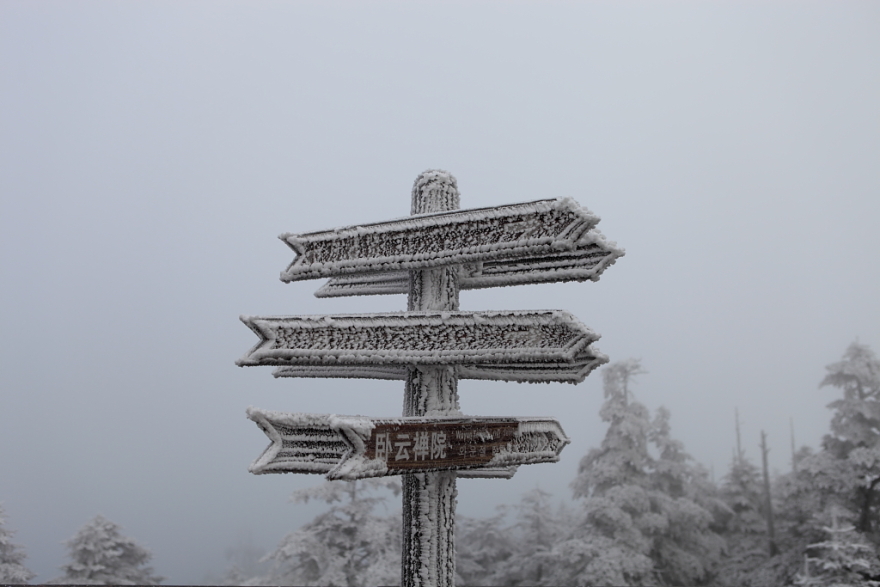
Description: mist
1,2,878,583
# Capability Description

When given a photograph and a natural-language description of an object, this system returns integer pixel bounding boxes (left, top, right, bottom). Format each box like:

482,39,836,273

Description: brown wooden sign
246,408,569,480
367,421,518,472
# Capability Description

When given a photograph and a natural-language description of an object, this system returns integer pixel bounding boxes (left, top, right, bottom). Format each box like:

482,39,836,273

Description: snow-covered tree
795,506,880,587
551,359,723,586
820,341,880,534
456,487,570,586
647,407,725,586
0,504,35,584
724,342,880,587
493,488,567,586
53,514,163,585
260,478,401,587
455,510,513,586
721,449,765,535
571,359,651,499
554,359,655,586
716,445,769,586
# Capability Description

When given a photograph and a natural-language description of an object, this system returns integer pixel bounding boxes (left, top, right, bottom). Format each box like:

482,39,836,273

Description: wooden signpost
278,197,602,282
237,310,600,368
246,408,569,480
313,228,623,297
238,170,623,587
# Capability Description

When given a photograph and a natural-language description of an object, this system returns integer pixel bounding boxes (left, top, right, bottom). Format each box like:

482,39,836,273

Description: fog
1,1,878,583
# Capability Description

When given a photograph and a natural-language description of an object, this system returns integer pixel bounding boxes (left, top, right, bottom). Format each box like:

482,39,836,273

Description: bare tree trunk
760,431,779,556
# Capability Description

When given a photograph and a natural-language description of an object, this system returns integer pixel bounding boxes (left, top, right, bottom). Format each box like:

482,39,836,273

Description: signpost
246,408,569,480
238,170,623,587
279,197,601,282
236,310,601,368
271,352,607,384
313,228,623,298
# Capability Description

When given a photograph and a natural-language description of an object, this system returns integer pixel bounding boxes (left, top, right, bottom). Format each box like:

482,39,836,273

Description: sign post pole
402,170,461,587
237,168,623,587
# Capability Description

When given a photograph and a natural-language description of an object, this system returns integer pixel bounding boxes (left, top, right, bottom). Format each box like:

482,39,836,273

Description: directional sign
246,408,570,480
314,229,624,298
279,198,600,282
272,347,609,384
236,310,600,370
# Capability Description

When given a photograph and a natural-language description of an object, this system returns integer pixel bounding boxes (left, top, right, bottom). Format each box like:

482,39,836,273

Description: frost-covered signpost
237,170,623,587
246,409,570,479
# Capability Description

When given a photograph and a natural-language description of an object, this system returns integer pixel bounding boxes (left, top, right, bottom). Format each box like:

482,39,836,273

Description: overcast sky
1,1,878,584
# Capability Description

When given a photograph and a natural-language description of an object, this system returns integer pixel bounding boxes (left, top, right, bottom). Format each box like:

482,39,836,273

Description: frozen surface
246,408,568,480
237,309,601,368
280,198,600,282
315,228,625,297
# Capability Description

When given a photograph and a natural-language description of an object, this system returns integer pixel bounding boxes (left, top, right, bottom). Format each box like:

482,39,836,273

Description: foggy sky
1,1,878,583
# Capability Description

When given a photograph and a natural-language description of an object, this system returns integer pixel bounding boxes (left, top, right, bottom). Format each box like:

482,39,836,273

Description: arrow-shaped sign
271,349,608,384
246,408,570,480
313,229,624,298
236,310,601,371
279,198,600,282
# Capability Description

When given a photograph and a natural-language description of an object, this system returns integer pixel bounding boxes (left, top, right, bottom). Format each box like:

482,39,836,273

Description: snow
248,409,570,480
237,309,601,368
243,173,619,587
279,197,602,282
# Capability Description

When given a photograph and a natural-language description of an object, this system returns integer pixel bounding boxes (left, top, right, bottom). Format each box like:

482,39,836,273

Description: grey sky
1,1,878,583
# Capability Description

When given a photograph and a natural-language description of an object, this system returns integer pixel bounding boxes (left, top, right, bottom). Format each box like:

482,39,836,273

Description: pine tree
475,488,567,586
260,478,401,587
820,341,880,534
53,514,163,585
795,506,880,587
0,504,35,584
554,359,654,586
721,450,765,535
734,342,880,587
499,488,563,585
553,359,724,586
455,511,513,586
716,414,789,587
648,407,725,586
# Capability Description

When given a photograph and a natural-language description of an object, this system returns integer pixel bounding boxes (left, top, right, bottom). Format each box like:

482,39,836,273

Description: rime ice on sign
279,198,605,282
246,407,570,480
238,170,623,587
236,310,603,369
314,228,624,298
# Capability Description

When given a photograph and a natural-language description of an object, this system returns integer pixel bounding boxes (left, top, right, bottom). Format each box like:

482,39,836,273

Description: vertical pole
735,408,742,462
760,431,779,556
402,170,461,587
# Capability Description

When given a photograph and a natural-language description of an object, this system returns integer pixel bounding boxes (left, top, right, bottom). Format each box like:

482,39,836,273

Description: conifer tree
260,478,401,587
54,514,163,585
455,511,513,586
795,506,880,587
648,407,725,586
0,504,35,584
717,442,768,583
820,341,880,533
555,359,654,586
738,342,880,587
553,359,723,586
484,488,569,586
500,487,562,585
